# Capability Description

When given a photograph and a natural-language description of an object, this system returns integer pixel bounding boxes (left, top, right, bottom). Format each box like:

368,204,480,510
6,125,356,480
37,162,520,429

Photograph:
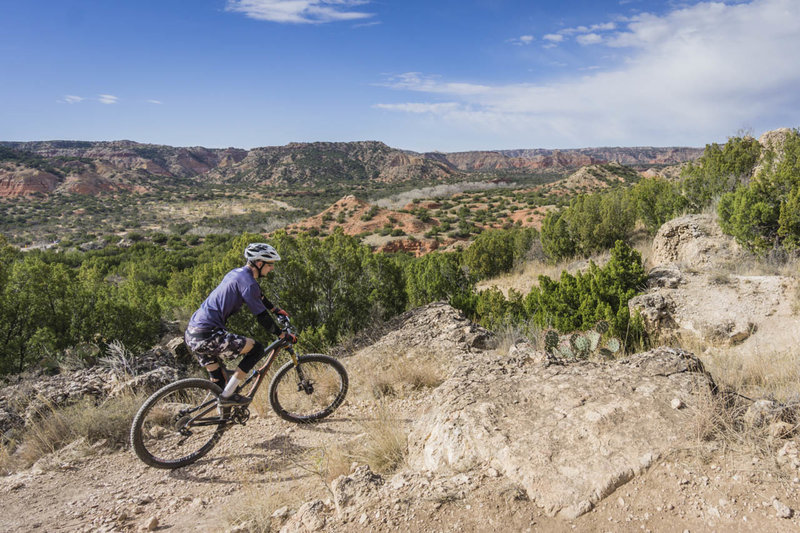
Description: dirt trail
1,400,367,532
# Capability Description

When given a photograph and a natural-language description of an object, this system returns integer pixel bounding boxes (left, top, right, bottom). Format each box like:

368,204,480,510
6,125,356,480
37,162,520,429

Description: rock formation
630,214,799,351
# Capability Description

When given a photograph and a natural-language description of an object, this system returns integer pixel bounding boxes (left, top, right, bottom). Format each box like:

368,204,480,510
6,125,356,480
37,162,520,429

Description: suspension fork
287,347,312,393
287,346,304,380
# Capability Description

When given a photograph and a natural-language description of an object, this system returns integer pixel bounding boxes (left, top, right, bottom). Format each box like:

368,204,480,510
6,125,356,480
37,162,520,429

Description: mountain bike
130,316,348,469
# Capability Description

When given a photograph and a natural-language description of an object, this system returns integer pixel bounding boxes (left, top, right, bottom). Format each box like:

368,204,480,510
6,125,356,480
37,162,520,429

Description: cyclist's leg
220,338,266,399
204,361,226,388
185,328,227,387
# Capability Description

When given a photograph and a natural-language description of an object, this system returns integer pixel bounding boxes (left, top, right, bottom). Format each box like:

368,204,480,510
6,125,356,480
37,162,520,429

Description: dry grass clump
224,485,296,533
352,402,407,474
352,346,447,401
490,322,546,355
0,393,144,472
687,387,797,471
718,255,800,278
690,389,746,446
298,403,408,485
701,348,800,403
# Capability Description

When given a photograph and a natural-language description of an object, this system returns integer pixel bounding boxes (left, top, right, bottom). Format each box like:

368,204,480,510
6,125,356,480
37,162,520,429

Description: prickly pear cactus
587,331,601,351
544,329,559,354
557,341,575,359
543,324,624,362
572,335,591,358
604,337,621,354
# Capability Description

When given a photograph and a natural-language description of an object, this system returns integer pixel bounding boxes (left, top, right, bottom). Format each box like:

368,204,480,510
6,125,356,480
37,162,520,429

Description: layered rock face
435,146,703,171
0,167,60,197
208,141,456,185
0,139,705,198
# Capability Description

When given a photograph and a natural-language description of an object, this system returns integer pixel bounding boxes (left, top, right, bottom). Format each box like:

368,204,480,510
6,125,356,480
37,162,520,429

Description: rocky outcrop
406,345,715,519
0,344,190,440
0,167,61,197
363,301,493,356
649,214,744,270
631,214,799,350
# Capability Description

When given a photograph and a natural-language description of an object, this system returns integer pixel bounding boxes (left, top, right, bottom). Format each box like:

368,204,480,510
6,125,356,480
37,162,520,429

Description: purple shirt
188,266,267,331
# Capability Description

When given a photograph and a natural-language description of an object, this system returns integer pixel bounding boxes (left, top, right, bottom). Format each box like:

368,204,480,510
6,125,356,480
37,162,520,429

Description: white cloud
63,95,84,104
381,72,491,96
98,94,118,104
146,99,163,104
545,21,617,47
226,0,373,24
576,33,603,45
374,102,461,114
376,0,800,148
509,34,535,46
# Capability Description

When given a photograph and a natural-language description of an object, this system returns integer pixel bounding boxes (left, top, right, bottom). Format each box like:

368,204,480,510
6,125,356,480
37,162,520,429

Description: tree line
539,130,800,262
0,221,649,375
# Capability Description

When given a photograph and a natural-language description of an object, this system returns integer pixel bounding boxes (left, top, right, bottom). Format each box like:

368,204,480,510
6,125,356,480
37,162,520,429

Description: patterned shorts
184,325,249,367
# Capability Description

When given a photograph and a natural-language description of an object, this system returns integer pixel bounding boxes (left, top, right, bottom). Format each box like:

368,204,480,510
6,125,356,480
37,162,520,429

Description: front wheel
130,378,228,469
269,354,348,423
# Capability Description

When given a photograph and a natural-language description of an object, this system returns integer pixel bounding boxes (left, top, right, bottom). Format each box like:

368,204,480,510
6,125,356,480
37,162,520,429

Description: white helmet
244,242,281,264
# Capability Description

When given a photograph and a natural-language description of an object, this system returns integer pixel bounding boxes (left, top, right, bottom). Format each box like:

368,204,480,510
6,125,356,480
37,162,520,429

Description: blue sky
1,0,798,151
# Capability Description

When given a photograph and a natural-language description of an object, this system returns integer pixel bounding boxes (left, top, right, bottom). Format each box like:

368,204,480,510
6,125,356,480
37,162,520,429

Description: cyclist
184,242,295,406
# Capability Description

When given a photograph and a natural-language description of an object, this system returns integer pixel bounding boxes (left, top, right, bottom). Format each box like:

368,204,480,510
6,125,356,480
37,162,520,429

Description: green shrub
718,129,800,254
404,251,473,308
462,227,537,280
630,178,688,235
524,240,647,345
540,190,636,262
682,136,762,210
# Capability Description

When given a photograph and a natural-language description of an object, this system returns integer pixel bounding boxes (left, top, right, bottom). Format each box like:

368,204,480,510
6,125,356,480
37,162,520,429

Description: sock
221,376,241,398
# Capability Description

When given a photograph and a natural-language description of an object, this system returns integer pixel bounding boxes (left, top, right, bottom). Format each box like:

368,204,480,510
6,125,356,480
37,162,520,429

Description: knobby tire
130,378,228,469
269,354,348,423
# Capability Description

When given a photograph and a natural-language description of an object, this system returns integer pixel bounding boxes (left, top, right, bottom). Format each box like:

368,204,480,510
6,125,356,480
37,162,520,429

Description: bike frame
180,335,300,428
238,335,299,400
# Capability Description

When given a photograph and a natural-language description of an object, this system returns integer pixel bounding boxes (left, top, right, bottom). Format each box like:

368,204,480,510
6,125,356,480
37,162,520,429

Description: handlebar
275,315,298,344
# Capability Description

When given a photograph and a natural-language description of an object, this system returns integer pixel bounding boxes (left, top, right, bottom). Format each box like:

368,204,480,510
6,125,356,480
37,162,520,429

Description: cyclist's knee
238,341,265,373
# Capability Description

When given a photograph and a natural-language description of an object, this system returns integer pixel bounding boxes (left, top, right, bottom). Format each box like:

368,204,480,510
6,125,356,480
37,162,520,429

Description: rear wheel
130,378,228,469
269,354,348,423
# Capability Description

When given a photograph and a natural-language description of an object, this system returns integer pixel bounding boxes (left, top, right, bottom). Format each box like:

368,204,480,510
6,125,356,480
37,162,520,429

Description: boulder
407,346,715,519
628,292,675,333
279,500,331,533
331,465,385,519
650,214,743,270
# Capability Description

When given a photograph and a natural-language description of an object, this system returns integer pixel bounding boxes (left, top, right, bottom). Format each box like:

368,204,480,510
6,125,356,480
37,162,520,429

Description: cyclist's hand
280,330,298,344
272,307,290,318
